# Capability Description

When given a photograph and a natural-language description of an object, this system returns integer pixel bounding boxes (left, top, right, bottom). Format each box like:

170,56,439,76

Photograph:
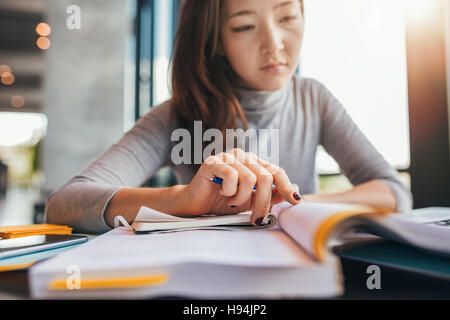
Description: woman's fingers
271,183,300,205
270,187,284,205
207,149,301,226
228,149,274,226
216,152,256,208
251,171,274,225
203,155,239,197
253,156,302,205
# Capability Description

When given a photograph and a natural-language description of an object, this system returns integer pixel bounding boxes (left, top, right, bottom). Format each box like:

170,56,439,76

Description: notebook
29,203,450,299
113,206,276,232
0,224,73,239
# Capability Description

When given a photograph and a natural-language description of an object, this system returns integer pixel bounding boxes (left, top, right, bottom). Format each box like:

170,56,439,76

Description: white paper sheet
31,227,316,275
271,202,364,256
126,206,274,232
134,206,193,222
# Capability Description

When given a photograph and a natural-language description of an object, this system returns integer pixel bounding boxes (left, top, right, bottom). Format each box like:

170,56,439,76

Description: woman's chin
255,76,291,91
238,72,293,91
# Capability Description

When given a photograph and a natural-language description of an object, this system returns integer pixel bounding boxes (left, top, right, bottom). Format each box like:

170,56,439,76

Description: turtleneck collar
234,77,293,115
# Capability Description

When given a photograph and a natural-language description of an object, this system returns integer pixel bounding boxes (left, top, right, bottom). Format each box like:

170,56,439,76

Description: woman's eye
231,25,254,33
280,15,299,23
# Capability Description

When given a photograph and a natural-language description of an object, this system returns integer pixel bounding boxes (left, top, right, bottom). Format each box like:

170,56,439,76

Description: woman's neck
234,76,293,115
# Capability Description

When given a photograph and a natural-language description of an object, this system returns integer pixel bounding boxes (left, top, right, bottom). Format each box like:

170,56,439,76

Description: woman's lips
260,62,287,73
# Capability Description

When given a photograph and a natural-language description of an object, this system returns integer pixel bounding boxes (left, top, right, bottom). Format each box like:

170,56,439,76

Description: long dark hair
171,0,303,172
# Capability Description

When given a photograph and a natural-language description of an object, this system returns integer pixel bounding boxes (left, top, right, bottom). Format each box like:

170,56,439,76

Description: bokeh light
1,71,15,85
36,37,51,50
11,95,25,108
35,22,51,37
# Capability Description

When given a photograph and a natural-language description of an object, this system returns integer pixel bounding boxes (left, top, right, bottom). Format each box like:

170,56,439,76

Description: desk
335,240,450,299
2,239,450,300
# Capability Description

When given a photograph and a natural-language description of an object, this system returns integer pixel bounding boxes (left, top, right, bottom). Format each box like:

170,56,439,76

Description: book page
130,206,275,232
271,202,373,260
356,208,450,256
31,227,317,276
133,206,197,222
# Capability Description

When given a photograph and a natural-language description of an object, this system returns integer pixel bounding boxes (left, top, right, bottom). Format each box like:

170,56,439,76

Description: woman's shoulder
291,75,341,115
143,99,174,119
138,99,178,129
292,74,330,97
291,75,334,109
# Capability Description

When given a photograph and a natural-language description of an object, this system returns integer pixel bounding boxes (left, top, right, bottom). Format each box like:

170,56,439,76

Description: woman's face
220,0,304,91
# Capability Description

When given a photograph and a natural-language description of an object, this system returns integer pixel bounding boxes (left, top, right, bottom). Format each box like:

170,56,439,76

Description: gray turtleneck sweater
45,76,413,233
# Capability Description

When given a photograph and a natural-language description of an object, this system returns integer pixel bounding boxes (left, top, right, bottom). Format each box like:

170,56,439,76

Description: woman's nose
260,24,285,55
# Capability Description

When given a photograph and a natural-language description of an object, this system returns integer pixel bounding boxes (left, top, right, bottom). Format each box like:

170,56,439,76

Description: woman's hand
180,148,302,225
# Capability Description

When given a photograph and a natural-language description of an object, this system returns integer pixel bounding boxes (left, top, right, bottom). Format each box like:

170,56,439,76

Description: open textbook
29,202,450,299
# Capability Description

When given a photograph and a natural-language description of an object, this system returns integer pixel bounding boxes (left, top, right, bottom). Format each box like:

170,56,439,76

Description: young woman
46,0,413,233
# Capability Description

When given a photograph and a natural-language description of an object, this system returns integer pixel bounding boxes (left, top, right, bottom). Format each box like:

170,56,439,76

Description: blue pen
211,177,275,190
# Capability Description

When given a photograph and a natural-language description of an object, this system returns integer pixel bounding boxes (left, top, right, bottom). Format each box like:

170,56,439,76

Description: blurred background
0,0,449,226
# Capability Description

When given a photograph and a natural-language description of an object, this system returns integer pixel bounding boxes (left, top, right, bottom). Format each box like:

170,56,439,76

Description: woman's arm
103,185,187,227
45,102,175,234
313,79,413,212
302,179,397,210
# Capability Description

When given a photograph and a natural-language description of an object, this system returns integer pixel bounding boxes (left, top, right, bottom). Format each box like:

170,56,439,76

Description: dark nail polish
293,192,302,201
255,218,263,226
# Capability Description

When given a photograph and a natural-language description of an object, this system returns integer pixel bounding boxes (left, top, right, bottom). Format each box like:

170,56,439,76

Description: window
132,0,180,187
301,0,410,175
133,0,180,121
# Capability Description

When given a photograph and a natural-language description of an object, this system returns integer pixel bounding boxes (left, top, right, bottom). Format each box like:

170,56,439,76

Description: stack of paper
29,227,342,299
